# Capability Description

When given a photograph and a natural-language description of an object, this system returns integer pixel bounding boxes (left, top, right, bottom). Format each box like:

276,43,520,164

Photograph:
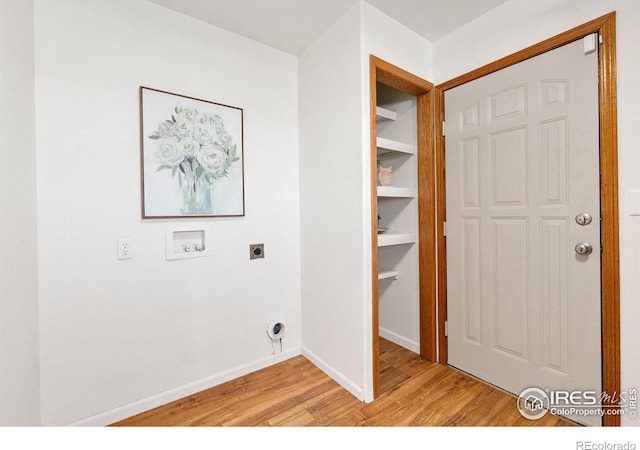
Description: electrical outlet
250,243,264,260
117,239,133,260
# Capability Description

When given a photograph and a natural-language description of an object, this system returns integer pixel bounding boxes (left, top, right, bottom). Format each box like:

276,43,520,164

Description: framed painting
140,86,245,218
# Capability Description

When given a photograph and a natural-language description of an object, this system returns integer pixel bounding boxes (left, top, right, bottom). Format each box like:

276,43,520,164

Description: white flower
179,137,201,158
192,123,217,145
208,114,225,131
197,145,231,176
151,106,239,181
177,105,200,123
174,119,193,138
158,121,176,137
155,138,184,167
216,130,233,149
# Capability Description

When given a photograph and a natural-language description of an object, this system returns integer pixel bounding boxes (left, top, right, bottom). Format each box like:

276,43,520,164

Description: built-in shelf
376,106,397,121
378,270,400,281
377,186,416,198
376,137,414,156
377,232,416,247
373,61,429,367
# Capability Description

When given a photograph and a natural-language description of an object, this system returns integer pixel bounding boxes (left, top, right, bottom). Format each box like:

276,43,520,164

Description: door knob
575,242,593,255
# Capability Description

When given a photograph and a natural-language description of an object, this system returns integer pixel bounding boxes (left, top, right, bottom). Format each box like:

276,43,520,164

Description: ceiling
147,0,509,55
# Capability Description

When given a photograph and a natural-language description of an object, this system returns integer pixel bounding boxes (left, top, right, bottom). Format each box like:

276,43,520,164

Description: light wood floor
112,339,573,426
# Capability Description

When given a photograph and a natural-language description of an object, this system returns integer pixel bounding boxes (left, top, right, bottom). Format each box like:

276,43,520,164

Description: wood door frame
435,13,620,425
370,55,435,398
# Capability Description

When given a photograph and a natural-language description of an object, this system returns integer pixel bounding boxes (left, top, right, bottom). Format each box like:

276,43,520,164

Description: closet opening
369,56,435,397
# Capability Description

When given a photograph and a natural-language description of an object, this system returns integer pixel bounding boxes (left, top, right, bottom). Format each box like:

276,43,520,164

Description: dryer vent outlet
267,322,286,340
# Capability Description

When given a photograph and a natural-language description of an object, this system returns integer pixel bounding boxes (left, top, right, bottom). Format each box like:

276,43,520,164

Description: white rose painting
140,87,244,218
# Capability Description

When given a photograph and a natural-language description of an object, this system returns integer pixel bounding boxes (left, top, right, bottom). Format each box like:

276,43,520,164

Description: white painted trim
302,346,365,401
67,348,301,427
379,327,420,354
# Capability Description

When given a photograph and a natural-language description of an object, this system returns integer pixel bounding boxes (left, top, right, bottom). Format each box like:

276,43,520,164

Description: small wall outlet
250,243,264,260
117,239,133,260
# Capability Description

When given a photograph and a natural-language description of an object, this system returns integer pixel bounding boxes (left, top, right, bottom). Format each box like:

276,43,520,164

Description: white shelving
377,186,416,198
377,232,416,247
376,106,397,121
374,80,421,358
378,269,400,281
376,137,414,156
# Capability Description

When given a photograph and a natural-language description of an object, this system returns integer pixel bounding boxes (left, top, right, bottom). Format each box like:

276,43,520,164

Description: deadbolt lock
575,213,593,226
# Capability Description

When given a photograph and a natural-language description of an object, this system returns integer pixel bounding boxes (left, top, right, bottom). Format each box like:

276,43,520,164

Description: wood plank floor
112,339,574,426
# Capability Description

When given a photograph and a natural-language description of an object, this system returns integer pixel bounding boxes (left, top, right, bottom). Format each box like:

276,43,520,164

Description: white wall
362,3,434,81
34,0,301,426
299,2,368,400
0,0,41,426
299,1,434,401
434,0,640,426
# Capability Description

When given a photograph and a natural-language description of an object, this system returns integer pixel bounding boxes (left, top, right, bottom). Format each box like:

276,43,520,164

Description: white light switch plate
630,190,640,216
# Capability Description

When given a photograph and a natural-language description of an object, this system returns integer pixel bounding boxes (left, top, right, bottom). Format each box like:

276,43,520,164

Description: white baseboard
301,346,364,401
67,348,301,426
379,327,420,353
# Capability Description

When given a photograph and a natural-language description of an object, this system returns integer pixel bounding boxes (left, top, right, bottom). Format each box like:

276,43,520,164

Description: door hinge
442,121,446,137
599,35,603,44
443,221,447,237
444,321,448,337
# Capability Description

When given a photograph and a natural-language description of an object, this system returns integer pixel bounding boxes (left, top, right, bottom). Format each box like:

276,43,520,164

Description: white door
445,37,601,426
